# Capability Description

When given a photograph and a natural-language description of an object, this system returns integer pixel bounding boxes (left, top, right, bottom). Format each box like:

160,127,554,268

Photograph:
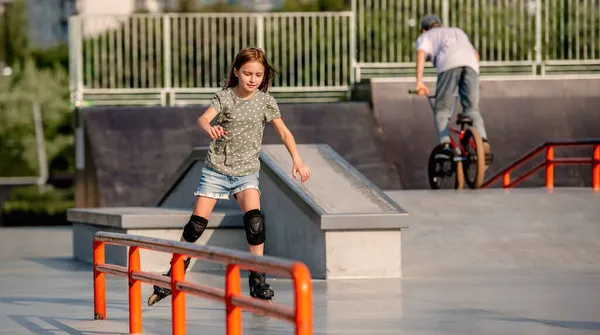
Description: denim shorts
193,164,261,200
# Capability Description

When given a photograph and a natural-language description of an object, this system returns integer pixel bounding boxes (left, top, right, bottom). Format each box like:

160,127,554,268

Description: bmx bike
408,89,488,190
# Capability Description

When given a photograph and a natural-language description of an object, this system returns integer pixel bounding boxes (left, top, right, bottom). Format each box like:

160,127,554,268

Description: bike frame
423,93,474,157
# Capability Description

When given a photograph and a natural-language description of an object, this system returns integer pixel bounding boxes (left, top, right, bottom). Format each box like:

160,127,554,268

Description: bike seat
456,114,473,126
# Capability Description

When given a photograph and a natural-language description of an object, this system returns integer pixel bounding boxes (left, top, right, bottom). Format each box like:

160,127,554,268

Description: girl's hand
207,126,228,140
292,161,311,183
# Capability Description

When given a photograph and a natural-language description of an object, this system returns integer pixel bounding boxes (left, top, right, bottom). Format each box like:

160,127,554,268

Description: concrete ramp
386,188,600,277
78,101,400,208
80,106,211,207
370,78,600,189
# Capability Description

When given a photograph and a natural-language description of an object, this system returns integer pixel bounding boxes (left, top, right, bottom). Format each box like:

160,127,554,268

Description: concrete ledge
68,207,245,273
259,144,409,279
67,207,243,229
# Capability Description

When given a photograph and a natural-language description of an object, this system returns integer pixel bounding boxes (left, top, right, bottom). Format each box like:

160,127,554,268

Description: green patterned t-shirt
204,88,281,176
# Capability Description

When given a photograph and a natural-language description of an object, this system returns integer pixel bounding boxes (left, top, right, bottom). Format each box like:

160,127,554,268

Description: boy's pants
433,66,488,145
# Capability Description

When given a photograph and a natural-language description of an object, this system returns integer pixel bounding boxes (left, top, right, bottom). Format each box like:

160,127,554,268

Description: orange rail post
545,146,554,189
93,240,106,320
128,246,142,334
594,145,600,191
171,253,186,335
225,264,242,335
292,263,313,335
502,173,510,188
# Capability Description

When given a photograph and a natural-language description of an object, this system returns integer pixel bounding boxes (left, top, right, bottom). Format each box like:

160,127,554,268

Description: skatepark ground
2,188,600,335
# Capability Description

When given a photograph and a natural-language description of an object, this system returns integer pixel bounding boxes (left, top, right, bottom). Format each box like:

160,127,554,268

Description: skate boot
147,257,191,306
248,271,274,302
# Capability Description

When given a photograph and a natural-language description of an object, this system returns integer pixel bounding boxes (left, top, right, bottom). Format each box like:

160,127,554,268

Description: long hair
223,47,278,93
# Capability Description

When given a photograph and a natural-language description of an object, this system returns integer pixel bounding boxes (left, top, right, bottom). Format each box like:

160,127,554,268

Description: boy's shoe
482,139,493,167
434,143,453,160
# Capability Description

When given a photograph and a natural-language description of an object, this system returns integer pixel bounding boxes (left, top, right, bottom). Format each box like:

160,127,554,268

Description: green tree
280,0,319,11
178,0,197,12
280,0,349,11
0,59,72,178
0,0,29,66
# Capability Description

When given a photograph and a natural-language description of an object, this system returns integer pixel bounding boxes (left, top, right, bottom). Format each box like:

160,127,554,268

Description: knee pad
182,215,208,243
244,209,265,246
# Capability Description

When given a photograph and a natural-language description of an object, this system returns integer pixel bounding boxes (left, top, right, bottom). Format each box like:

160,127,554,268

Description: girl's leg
234,187,274,300
148,196,218,306
178,195,217,242
148,165,228,306
234,188,263,256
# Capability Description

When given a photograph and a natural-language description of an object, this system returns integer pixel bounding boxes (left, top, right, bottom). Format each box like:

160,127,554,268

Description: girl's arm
198,107,227,139
270,118,311,183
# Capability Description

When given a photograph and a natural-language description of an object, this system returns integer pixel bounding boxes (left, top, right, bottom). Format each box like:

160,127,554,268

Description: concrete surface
389,188,600,277
2,226,600,335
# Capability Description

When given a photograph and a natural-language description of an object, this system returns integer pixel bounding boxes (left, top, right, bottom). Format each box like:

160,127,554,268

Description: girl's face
234,61,265,94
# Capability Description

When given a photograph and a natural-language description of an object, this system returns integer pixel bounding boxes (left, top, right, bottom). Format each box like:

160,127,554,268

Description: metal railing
69,12,354,105
93,231,313,335
481,138,600,190
68,1,600,105
354,0,600,79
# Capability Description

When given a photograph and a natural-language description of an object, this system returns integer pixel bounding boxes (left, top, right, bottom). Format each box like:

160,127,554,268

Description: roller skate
248,271,274,303
147,257,191,306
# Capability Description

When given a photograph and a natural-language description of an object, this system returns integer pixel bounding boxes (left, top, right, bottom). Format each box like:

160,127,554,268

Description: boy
414,14,491,161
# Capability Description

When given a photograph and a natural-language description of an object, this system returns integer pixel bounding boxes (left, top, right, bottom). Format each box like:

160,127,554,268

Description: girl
148,47,311,306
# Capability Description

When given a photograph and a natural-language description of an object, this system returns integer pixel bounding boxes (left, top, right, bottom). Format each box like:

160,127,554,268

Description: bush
0,185,74,226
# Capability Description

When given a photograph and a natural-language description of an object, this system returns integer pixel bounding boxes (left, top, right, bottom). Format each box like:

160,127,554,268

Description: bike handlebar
408,89,435,99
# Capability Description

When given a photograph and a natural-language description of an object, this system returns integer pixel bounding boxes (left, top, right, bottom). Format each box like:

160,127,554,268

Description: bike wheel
460,128,486,189
427,145,464,190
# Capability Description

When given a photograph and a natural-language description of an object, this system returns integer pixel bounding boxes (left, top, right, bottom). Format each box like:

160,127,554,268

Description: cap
420,14,442,31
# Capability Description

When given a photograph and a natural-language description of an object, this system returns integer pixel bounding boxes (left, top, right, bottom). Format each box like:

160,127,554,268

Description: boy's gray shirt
415,27,480,74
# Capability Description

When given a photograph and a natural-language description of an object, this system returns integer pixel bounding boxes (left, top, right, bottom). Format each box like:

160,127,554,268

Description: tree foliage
0,0,72,179
0,0,29,66
0,59,72,178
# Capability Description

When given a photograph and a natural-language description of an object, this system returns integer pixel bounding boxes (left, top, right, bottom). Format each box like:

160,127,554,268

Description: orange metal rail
481,138,600,190
92,231,313,335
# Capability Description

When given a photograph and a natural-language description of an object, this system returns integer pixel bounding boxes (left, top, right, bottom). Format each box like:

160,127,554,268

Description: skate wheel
147,293,159,306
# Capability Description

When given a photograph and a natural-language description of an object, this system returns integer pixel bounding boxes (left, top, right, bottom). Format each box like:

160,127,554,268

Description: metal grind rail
92,231,313,335
481,138,600,190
